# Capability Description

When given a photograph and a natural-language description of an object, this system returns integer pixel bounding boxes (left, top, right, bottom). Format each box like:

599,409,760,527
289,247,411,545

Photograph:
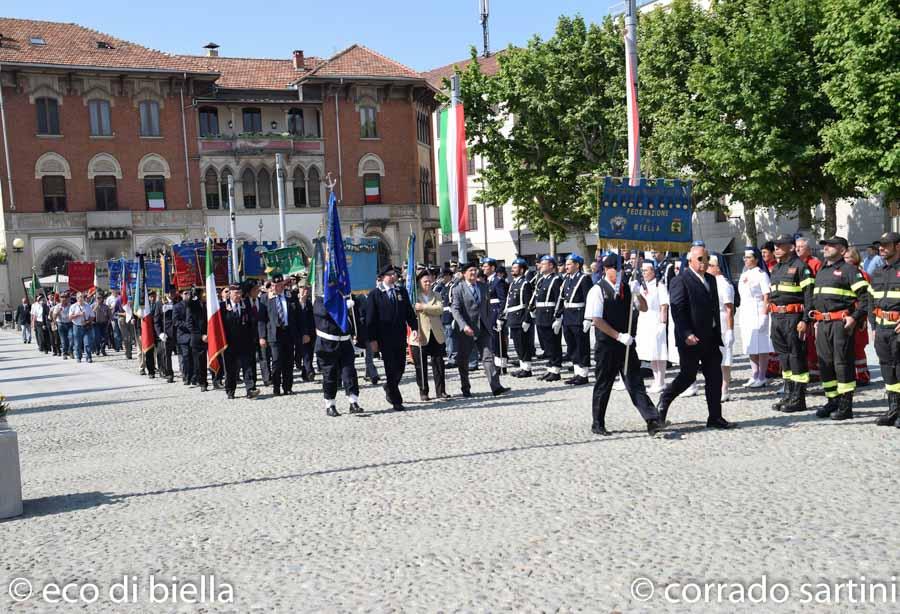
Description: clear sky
3,0,623,72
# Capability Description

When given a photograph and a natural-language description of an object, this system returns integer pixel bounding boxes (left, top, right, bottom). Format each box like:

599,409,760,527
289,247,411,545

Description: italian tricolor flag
205,239,228,373
435,104,469,235
364,176,380,204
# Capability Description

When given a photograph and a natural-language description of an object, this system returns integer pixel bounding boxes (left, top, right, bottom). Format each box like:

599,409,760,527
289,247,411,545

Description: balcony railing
199,133,324,155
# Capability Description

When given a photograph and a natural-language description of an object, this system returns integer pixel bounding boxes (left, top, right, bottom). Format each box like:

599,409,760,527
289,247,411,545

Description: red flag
66,261,95,292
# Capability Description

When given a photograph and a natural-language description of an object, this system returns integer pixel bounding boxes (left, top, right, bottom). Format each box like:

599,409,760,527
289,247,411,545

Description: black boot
773,380,793,412
816,395,838,418
781,381,803,413
876,391,900,426
326,406,341,417
830,392,854,421
796,382,807,412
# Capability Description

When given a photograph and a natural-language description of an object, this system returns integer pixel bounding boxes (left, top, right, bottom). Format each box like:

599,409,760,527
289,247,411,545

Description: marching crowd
13,231,900,435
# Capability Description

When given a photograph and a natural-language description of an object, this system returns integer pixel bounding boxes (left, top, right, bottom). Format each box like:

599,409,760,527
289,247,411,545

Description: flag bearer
869,232,900,429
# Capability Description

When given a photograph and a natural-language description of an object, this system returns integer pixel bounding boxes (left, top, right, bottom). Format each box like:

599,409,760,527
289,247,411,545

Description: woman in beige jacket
408,269,448,401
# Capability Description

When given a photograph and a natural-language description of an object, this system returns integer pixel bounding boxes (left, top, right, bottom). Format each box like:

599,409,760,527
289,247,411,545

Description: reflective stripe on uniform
799,277,815,288
886,382,900,393
791,372,810,383
836,381,856,394
489,298,501,304
506,304,526,313
535,301,555,308
876,315,900,326
775,283,802,293
822,379,838,390
870,289,900,299
850,280,870,293
316,329,351,342
814,287,856,298
564,302,585,308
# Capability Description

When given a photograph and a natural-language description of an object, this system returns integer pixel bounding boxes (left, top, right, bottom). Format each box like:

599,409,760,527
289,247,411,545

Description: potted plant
0,393,23,518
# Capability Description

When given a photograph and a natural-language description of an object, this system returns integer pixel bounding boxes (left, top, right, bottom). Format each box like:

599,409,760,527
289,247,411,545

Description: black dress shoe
326,406,341,417
437,393,451,399
166,377,174,383
706,417,735,430
544,373,561,382
201,386,208,392
421,394,431,402
566,375,588,386
393,404,406,411
492,386,511,397
262,380,272,387
513,370,533,378
247,388,260,399
592,424,612,436
371,378,380,385
647,420,663,436
349,402,364,414
461,391,472,398
226,392,235,399
273,389,282,396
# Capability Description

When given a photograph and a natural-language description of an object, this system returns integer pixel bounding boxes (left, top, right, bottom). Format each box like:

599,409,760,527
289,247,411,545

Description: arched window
288,108,304,136
307,167,321,207
376,240,391,272
204,168,220,209
242,168,257,208
419,167,432,205
293,167,307,208
40,250,75,277
220,168,233,208
257,168,272,208
199,107,219,137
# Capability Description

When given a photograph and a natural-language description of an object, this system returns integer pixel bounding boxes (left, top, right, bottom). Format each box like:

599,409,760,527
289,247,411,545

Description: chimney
203,42,220,57
292,49,304,70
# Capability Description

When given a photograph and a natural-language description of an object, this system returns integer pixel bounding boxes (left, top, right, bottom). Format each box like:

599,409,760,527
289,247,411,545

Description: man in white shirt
30,295,50,354
586,254,662,436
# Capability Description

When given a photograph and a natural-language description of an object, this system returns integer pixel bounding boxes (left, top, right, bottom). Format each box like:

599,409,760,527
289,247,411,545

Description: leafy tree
458,16,626,255
816,0,899,210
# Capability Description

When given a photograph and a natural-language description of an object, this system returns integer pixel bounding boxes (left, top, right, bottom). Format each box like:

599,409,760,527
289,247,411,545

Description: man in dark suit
658,245,734,429
222,284,261,399
247,281,271,387
263,273,298,396
173,288,193,385
450,261,509,397
366,264,418,411
15,297,32,344
294,281,316,381
152,288,178,383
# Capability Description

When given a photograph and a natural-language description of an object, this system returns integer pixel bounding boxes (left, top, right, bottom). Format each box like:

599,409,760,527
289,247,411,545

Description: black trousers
190,341,207,387
255,342,271,385
562,325,590,368
592,341,659,427
381,344,407,406
659,342,723,421
36,324,50,353
156,338,175,379
874,326,900,392
178,343,193,383
490,319,509,363
319,342,359,400
50,328,60,355
224,347,255,394
411,340,446,397
815,320,855,398
509,326,534,363
270,341,295,393
771,314,808,382
143,345,156,375
536,324,563,368
296,341,315,380
456,331,502,394
365,347,379,381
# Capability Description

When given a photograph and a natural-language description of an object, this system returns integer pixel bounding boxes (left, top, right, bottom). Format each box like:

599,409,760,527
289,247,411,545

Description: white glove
346,298,355,309
159,333,167,342
552,318,562,335
494,320,504,333
617,332,635,346
630,279,643,294
522,322,531,332
723,329,734,346
582,319,592,333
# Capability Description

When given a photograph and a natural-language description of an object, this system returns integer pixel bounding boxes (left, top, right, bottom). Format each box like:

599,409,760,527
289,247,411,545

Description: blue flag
405,232,417,304
324,190,351,333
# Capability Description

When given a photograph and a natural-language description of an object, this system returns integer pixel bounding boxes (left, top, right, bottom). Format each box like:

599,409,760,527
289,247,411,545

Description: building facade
0,18,440,310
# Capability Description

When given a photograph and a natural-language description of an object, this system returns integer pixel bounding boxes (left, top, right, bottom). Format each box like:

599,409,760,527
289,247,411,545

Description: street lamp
11,237,24,253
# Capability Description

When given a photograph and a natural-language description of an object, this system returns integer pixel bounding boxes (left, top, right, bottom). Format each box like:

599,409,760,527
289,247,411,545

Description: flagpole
227,174,239,284
450,74,467,263
624,0,641,186
409,223,426,392
276,153,287,248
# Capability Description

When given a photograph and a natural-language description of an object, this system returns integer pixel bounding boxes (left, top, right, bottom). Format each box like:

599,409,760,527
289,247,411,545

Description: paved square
1,331,898,612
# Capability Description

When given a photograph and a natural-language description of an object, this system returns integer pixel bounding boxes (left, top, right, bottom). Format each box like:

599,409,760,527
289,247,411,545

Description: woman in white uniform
738,247,773,387
708,254,736,401
635,260,668,392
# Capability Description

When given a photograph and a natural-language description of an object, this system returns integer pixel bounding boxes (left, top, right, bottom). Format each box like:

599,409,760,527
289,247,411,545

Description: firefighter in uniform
533,255,563,381
810,236,870,420
482,257,509,372
314,292,363,417
556,253,592,385
868,231,900,428
768,234,815,413
505,257,534,377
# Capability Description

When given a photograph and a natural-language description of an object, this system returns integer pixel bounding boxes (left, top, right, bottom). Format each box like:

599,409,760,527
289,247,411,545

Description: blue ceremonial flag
598,177,693,251
405,231,417,304
324,190,351,333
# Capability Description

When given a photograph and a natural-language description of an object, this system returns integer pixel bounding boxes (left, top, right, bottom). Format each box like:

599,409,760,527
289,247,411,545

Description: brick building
0,17,440,309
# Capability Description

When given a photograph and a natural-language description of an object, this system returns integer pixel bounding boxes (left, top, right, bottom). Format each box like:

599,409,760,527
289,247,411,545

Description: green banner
261,246,307,277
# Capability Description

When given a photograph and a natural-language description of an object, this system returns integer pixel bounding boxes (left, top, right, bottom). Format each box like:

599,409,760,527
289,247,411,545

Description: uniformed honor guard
366,264,418,411
810,236,870,420
768,234,815,412
153,287,178,383
186,287,208,392
868,231,900,428
314,291,363,416
482,257,509,372
556,253,592,385
263,273,299,396
505,257,535,377
586,254,662,436
173,288,193,385
222,284,261,399
533,255,563,381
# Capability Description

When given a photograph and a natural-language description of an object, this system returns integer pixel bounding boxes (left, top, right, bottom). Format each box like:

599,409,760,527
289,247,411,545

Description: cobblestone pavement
1,330,898,612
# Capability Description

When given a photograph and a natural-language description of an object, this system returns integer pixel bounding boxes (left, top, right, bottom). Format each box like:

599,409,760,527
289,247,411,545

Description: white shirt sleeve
586,285,604,320
658,282,670,306
722,278,735,304
758,269,771,295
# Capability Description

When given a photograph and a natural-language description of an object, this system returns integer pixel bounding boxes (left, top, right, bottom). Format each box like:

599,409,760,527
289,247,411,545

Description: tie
275,296,285,327
472,285,480,306
389,288,397,307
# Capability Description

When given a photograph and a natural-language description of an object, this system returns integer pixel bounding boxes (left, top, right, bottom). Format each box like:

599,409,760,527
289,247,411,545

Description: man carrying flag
118,258,135,360
137,256,157,378
204,237,229,382
315,190,363,416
